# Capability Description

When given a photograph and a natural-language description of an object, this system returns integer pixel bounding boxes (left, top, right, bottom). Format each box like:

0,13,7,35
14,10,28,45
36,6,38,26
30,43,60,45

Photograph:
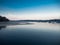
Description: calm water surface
0,22,60,45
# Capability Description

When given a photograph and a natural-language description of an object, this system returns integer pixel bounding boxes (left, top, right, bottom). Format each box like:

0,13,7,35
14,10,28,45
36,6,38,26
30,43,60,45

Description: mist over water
0,22,60,45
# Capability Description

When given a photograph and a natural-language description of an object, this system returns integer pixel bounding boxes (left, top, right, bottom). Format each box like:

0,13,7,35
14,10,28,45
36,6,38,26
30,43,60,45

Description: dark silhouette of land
15,19,60,23
0,16,9,22
0,15,60,23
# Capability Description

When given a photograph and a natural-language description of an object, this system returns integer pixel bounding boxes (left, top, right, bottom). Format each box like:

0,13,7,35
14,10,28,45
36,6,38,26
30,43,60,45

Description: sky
0,0,60,20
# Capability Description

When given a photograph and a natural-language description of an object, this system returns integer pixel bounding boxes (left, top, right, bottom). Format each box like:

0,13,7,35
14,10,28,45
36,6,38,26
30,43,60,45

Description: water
0,22,60,45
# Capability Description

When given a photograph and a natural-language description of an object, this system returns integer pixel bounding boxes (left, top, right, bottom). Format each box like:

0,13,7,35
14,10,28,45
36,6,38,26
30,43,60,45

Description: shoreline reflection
0,26,6,30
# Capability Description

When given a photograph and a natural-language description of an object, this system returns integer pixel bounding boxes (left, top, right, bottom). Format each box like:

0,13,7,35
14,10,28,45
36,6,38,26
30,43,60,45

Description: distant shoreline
0,19,60,26
10,19,60,23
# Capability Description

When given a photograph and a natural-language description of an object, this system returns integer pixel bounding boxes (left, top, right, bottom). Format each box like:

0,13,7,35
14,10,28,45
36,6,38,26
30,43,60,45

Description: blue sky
0,0,60,20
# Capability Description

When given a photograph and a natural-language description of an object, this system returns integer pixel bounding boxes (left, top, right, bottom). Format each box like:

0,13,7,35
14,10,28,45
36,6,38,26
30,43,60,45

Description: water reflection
0,26,6,30
0,22,60,45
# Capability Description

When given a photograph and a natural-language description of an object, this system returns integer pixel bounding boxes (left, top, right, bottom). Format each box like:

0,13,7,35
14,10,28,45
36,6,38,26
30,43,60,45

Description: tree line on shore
0,15,60,23
0,16,9,22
